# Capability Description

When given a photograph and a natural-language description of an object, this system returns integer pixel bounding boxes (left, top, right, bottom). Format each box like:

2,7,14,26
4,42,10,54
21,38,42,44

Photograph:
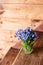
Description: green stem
22,43,33,52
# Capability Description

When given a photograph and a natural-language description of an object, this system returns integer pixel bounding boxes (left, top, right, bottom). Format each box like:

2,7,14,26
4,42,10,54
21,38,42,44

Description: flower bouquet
14,27,37,54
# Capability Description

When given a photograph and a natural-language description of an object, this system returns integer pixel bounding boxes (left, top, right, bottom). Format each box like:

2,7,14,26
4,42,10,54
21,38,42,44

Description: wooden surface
34,24,43,32
0,5,4,14
12,47,43,65
0,47,20,65
2,0,43,4
0,0,43,61
12,32,43,65
34,32,43,48
0,32,43,65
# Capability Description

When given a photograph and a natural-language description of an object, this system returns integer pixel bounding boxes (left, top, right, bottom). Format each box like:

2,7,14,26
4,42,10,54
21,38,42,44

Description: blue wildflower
15,29,23,36
14,27,38,45
32,34,35,38
34,32,37,38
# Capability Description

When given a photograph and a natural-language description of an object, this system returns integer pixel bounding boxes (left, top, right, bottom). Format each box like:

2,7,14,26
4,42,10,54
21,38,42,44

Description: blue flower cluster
14,27,37,42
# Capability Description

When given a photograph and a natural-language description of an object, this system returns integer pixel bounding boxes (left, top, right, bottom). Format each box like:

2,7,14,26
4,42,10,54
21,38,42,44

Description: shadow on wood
34,32,43,48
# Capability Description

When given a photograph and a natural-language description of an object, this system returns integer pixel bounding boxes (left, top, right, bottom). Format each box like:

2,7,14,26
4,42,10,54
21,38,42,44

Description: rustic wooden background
0,0,43,61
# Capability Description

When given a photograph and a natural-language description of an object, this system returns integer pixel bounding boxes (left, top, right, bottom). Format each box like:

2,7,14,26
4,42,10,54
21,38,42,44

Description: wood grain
2,0,43,4
0,47,20,65
0,32,43,65
34,24,43,32
34,32,43,47
13,47,43,65
0,0,43,61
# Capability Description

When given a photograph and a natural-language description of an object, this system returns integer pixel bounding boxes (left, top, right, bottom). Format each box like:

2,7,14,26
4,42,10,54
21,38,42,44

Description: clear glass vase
22,42,33,54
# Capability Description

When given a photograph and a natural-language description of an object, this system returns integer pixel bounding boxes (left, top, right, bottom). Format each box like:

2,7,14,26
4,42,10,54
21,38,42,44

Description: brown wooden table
12,32,43,65
12,47,43,65
0,47,20,65
0,32,43,65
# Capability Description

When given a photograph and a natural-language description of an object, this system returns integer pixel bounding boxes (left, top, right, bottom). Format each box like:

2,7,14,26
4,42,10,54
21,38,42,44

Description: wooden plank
2,0,43,4
34,24,43,32
0,47,20,65
13,41,22,49
12,47,43,65
2,4,43,31
3,5,43,20
33,32,43,47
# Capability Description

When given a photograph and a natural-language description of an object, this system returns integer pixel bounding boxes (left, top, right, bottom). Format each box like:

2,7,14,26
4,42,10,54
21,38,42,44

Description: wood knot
0,58,2,61
0,22,3,24
10,36,13,38
32,19,40,22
